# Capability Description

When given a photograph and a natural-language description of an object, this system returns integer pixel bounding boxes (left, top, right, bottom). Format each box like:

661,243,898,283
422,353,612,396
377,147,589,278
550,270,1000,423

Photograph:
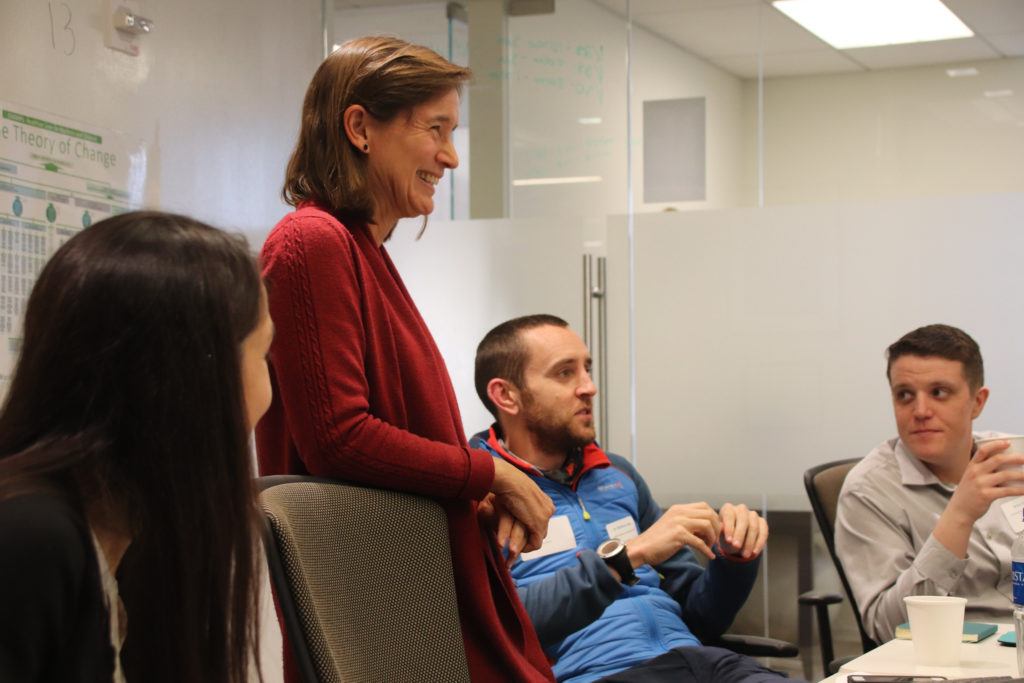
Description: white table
819,626,1017,682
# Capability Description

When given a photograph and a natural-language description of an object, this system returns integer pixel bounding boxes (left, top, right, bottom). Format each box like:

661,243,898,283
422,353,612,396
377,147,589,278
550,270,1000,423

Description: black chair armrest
709,633,800,658
798,590,843,606
798,590,844,673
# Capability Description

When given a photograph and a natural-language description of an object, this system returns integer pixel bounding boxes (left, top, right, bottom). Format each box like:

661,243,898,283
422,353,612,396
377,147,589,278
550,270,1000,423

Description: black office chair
798,459,878,676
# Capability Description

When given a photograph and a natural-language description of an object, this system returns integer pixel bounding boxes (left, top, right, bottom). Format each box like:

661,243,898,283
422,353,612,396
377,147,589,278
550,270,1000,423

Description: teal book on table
893,621,998,642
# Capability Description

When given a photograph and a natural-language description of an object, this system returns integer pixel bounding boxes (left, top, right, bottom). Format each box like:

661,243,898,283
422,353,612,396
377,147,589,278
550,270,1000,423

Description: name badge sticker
606,515,639,542
1001,497,1024,534
520,515,577,561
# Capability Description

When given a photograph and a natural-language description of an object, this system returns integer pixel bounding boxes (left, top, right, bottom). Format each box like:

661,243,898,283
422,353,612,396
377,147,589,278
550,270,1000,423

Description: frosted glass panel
386,216,589,435
610,193,1024,509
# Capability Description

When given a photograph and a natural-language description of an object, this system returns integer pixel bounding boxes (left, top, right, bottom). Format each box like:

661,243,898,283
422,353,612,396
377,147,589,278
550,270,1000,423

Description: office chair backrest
803,459,877,653
258,475,471,683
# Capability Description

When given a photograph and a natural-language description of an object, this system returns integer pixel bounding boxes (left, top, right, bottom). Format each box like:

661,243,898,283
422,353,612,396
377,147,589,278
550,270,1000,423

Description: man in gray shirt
835,324,1024,642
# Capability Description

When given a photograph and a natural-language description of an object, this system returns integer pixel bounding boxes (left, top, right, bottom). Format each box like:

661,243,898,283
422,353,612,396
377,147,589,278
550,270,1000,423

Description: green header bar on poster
2,110,102,144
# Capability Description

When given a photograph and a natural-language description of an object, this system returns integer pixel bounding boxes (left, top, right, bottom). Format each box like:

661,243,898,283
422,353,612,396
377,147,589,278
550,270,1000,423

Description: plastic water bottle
1012,509,1024,675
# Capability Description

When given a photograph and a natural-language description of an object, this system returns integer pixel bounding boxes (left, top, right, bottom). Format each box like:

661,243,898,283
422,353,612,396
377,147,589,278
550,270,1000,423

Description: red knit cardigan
256,204,554,682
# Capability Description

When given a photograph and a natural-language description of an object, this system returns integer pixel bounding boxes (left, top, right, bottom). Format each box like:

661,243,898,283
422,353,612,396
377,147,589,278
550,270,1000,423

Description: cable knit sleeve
259,210,493,500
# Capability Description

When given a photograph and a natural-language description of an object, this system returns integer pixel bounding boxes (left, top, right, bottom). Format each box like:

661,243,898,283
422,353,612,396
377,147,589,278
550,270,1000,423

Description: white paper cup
904,596,966,666
976,435,1024,485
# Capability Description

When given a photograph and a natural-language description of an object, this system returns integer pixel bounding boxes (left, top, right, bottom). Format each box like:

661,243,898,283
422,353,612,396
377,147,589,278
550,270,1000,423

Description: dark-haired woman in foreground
0,211,273,683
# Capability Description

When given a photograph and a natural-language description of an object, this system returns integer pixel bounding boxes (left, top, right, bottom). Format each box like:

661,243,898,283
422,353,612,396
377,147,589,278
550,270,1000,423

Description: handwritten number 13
48,2,76,56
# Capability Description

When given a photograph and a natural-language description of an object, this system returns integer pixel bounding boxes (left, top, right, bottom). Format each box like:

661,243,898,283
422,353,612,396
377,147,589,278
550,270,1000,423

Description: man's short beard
521,391,594,454
526,419,592,455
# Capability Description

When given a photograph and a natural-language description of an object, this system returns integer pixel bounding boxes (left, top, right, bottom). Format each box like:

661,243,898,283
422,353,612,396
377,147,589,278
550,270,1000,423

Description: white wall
608,192,1024,510
334,3,452,56
386,215,587,436
2,0,322,245
630,14,748,211
749,57,1024,205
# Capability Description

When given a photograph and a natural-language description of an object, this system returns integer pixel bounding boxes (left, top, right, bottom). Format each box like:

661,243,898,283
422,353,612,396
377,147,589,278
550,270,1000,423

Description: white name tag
520,515,577,561
1001,497,1024,534
606,515,639,542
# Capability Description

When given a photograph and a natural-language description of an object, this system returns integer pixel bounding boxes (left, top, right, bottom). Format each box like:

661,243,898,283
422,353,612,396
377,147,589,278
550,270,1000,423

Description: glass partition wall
329,0,1024,675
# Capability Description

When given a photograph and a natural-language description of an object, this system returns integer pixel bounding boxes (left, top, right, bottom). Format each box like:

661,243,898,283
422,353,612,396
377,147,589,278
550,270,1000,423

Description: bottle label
1013,561,1024,605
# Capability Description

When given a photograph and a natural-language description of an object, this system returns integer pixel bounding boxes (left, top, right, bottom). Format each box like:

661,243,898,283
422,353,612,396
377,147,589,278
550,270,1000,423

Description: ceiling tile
943,0,1024,35
672,0,760,8
711,50,864,79
843,37,1001,70
642,3,828,58
629,0,757,14
590,0,628,18
986,31,1024,57
538,0,1024,77
592,0,760,16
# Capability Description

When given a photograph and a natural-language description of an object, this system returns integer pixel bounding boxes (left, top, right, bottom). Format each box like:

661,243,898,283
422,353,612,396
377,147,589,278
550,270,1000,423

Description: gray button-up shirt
835,431,1016,643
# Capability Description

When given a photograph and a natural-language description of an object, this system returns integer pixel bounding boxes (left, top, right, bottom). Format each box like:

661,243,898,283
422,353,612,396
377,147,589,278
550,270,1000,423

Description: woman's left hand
478,493,529,565
491,458,555,553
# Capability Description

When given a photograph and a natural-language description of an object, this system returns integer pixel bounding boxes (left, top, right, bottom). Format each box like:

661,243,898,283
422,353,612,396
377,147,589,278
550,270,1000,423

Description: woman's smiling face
364,88,460,229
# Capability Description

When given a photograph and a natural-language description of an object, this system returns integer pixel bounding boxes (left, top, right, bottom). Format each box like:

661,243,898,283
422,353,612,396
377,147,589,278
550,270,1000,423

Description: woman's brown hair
283,36,471,223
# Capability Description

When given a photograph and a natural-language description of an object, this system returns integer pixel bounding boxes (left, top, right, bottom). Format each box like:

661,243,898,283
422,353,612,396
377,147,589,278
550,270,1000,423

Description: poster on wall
0,101,146,395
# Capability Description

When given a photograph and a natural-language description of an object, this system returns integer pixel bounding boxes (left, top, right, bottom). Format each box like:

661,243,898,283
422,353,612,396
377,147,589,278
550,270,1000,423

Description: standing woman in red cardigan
257,36,556,681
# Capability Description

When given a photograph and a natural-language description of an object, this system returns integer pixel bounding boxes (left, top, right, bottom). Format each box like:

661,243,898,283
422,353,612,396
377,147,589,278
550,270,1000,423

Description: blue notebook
999,630,1016,646
894,621,998,643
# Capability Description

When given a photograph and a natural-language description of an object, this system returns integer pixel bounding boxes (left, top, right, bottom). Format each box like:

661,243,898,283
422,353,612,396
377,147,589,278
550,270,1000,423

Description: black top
0,491,115,682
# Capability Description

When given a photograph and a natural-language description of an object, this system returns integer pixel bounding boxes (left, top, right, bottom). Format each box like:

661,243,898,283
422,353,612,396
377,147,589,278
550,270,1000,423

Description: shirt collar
894,434,986,490
894,439,943,487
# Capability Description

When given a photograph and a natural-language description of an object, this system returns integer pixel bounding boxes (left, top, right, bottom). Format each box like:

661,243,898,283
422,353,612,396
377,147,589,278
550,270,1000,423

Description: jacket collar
475,424,611,490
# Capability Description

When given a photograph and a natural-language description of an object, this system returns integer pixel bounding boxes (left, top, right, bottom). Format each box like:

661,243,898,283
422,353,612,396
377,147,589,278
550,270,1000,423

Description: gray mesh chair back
258,475,471,683
804,459,877,653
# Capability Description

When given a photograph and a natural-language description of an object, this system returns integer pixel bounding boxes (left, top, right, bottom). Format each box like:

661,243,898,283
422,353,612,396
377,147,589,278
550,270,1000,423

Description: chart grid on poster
0,102,146,395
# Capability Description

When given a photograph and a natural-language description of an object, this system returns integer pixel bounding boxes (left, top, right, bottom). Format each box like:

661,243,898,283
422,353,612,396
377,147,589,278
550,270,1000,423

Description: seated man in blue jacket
470,314,793,683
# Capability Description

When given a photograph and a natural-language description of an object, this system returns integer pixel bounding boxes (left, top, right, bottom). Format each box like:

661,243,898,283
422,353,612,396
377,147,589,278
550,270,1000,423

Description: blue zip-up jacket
470,427,761,683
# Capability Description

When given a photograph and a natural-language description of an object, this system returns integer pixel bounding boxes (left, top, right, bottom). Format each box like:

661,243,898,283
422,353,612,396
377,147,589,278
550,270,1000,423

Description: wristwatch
597,538,639,585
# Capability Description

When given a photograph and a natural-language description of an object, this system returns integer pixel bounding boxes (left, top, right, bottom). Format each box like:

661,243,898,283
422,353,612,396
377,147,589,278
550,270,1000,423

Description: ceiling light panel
773,0,974,50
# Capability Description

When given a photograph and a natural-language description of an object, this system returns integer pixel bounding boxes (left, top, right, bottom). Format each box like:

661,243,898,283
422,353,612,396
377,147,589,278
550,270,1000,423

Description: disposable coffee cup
975,434,1024,485
903,595,966,667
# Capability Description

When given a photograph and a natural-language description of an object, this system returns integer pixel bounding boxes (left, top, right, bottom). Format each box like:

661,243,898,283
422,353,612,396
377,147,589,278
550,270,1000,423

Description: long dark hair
0,211,263,683
283,35,471,223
